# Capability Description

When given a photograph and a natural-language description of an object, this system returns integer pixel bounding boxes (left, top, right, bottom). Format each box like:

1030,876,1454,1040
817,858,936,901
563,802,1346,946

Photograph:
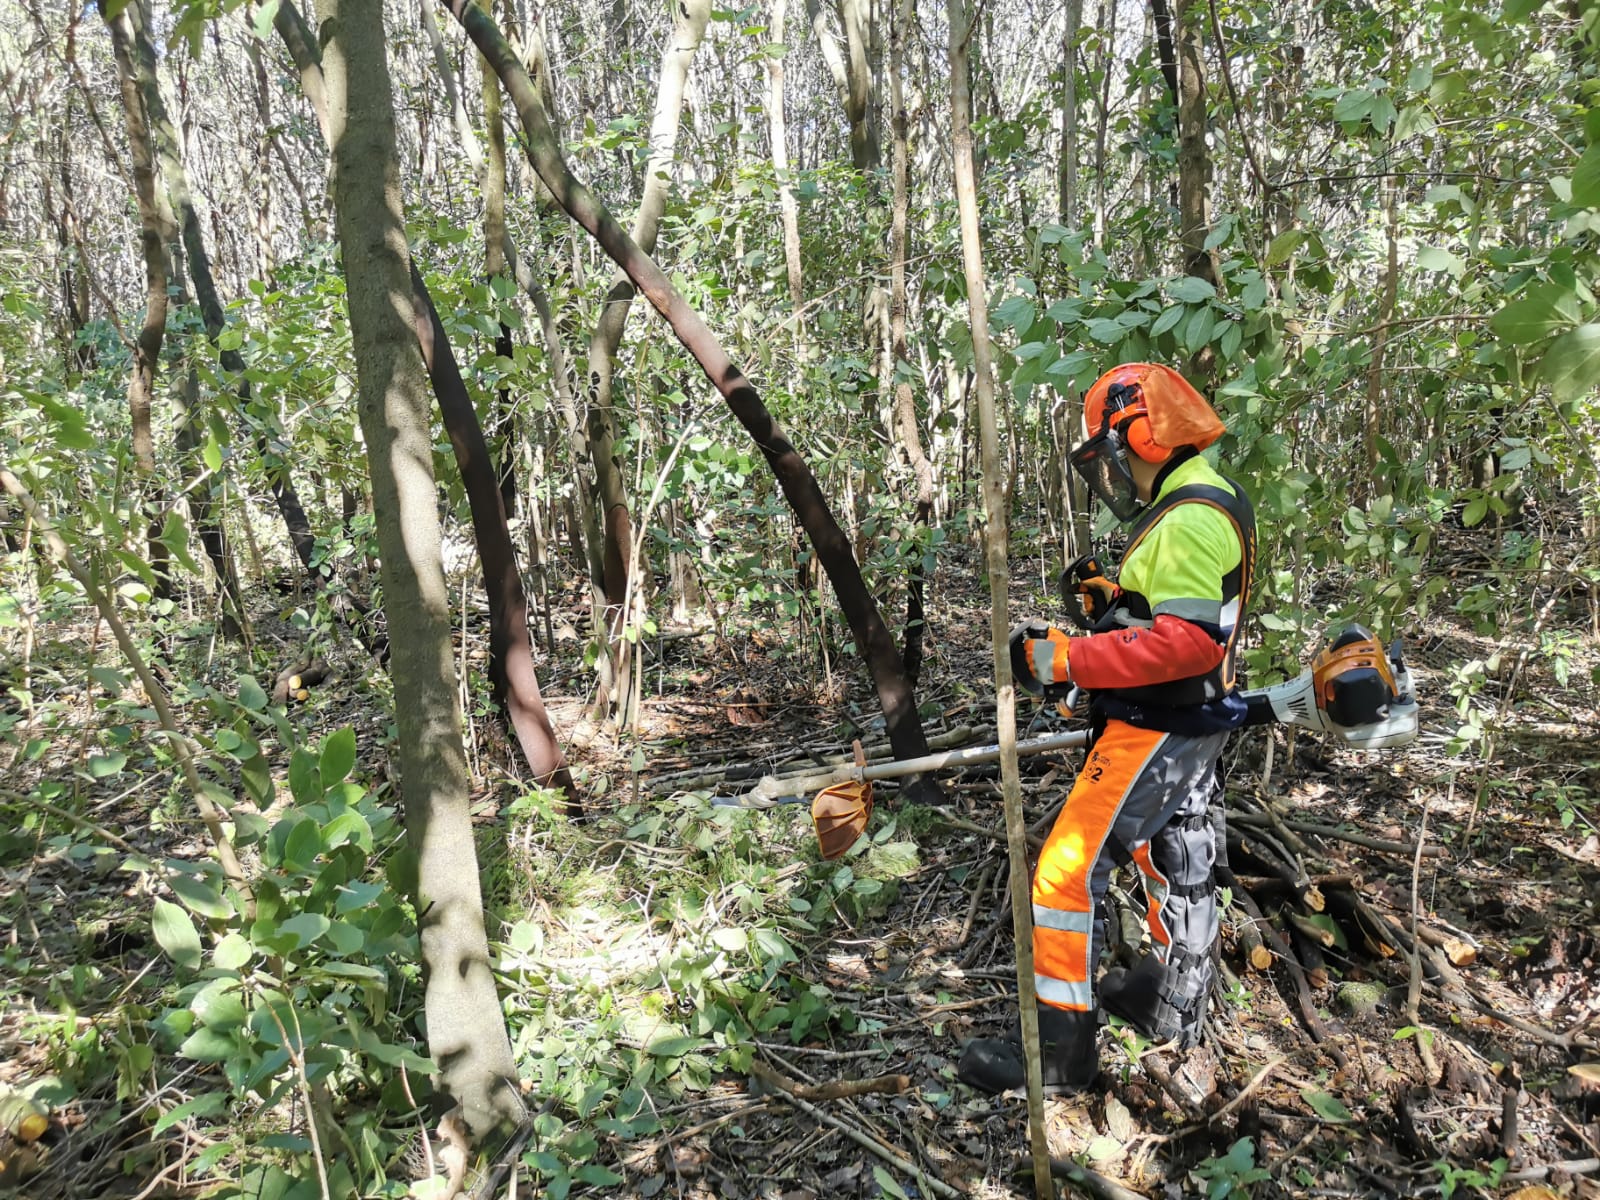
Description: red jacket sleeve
1067,614,1227,691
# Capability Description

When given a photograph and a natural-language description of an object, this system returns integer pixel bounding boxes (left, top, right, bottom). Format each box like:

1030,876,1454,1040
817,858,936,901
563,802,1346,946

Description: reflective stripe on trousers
1032,719,1229,1012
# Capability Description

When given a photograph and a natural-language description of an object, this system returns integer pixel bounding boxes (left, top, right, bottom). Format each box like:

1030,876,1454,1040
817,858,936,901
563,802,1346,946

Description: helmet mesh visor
1070,434,1143,521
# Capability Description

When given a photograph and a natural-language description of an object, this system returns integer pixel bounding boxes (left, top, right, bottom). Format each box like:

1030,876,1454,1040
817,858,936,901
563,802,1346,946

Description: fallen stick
1230,811,1445,858
749,1062,911,1101
749,1065,961,1200
1048,1156,1150,1200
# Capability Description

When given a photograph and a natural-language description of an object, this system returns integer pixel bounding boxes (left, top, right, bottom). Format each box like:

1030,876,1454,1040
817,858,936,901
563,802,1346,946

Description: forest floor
3,531,1599,1199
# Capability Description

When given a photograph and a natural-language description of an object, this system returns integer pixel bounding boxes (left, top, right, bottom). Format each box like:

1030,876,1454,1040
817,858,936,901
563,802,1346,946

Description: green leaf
992,296,1036,332
646,1033,703,1058
319,727,357,789
177,1027,237,1063
251,0,281,39
323,921,366,956
1499,446,1532,471
289,748,321,806
158,510,203,576
1167,276,1216,303
276,913,331,952
1573,145,1600,209
153,898,203,970
37,396,94,450
213,932,252,971
1539,323,1600,402
1264,230,1305,267
872,1166,910,1200
321,810,372,853
712,928,748,953
238,675,269,712
1182,307,1215,355
1491,288,1579,344
1301,1088,1353,1123
1151,305,1185,337
1415,246,1463,278
87,752,127,779
1332,88,1373,124
202,433,223,474
1462,497,1489,527
283,818,323,871
169,874,233,920
153,1092,226,1135
573,1166,624,1187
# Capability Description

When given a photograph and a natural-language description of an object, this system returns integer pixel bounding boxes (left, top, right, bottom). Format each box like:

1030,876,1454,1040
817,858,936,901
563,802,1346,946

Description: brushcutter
710,624,1418,860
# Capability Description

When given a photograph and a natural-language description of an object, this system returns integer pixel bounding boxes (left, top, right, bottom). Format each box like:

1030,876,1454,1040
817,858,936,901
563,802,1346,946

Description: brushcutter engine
1244,624,1419,749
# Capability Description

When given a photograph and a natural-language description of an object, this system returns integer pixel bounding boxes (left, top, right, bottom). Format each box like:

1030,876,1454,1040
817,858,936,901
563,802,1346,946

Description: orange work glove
1009,620,1072,696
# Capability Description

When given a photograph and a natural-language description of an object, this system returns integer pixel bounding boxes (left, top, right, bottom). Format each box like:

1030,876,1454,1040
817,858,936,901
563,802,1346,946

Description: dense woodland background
1,0,1599,1195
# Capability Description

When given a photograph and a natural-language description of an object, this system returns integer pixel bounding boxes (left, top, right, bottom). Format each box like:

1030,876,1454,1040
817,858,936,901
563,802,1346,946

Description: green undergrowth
0,679,930,1198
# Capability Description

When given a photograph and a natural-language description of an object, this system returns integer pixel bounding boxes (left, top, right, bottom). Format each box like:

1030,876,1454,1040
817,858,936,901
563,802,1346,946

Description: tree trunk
272,0,578,808
889,0,934,684
838,0,879,171
103,2,163,479
106,0,245,629
766,0,805,320
482,2,517,518
1092,0,1118,245
1176,0,1220,288
1057,0,1090,560
804,0,851,118
128,4,323,585
317,0,521,1139
453,0,943,797
585,0,712,721
949,0,1051,1188
1365,180,1398,499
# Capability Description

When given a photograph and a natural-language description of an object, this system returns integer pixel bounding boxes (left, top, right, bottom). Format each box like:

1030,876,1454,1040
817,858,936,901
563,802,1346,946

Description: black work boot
957,1007,1099,1095
1099,954,1205,1047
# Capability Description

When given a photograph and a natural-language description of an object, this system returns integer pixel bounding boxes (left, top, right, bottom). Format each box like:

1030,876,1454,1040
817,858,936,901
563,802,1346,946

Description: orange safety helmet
1081,363,1225,464
1072,363,1226,520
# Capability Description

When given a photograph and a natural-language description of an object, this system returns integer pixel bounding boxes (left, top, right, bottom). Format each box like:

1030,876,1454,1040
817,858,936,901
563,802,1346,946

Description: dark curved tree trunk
450,0,944,800
411,265,581,812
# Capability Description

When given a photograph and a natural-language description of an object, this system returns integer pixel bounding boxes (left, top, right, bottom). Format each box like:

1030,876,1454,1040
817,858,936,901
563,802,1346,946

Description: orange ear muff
1115,411,1171,464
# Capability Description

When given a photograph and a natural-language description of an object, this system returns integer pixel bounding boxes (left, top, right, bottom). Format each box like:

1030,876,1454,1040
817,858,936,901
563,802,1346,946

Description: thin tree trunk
585,0,712,721
889,0,934,684
948,0,1050,1189
1093,0,1118,245
1057,0,1090,560
453,0,943,795
128,2,322,584
1176,0,1221,384
105,0,245,630
804,0,851,113
1176,0,1220,287
245,23,276,281
838,0,879,171
1366,180,1398,499
766,0,805,320
317,0,521,1139
482,0,518,517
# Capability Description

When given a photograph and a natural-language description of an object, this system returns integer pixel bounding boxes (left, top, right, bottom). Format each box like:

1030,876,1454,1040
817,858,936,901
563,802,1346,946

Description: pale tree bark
1056,0,1090,560
272,0,581,811
104,0,245,631
585,0,712,722
127,1,324,586
838,0,879,171
1365,180,1397,499
888,0,934,684
481,0,517,517
451,0,944,798
1176,0,1220,287
1093,0,1119,246
948,0,1050,1189
1176,0,1221,384
244,23,276,281
766,0,805,320
804,0,851,114
316,0,521,1139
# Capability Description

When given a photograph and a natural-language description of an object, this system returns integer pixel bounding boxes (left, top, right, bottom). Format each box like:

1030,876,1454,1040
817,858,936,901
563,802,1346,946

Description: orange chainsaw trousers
1031,719,1229,1014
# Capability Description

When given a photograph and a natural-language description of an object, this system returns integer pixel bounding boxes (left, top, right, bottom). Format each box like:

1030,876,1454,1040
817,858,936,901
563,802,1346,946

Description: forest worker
957,361,1256,1095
